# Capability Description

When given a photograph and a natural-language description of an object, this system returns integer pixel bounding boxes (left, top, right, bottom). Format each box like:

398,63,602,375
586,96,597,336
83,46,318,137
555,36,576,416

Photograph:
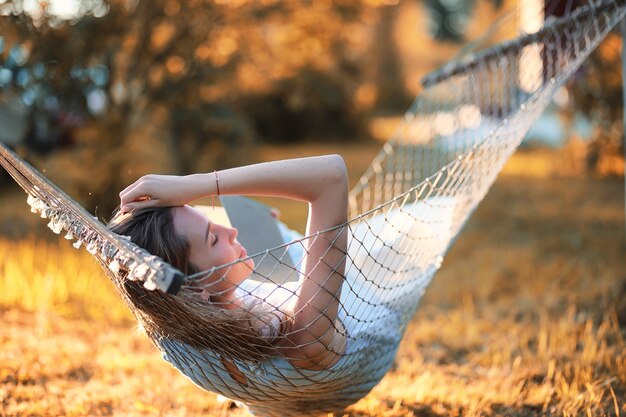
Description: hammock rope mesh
1,1,624,415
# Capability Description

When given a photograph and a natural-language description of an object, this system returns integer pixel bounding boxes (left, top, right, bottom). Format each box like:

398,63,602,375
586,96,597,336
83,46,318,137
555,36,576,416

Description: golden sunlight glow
164,0,181,17
150,22,177,53
166,55,186,75
434,112,457,136
458,104,482,129
194,43,212,62
518,0,544,93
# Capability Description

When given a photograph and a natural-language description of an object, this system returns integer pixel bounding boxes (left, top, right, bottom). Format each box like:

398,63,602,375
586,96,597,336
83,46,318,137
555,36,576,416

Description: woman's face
172,205,254,298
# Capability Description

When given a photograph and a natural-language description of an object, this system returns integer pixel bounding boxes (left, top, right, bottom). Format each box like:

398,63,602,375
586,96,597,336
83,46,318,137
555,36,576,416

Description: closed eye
206,221,218,246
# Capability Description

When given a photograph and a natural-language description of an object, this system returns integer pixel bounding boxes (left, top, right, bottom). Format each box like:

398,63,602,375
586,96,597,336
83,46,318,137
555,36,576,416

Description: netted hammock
1,1,624,415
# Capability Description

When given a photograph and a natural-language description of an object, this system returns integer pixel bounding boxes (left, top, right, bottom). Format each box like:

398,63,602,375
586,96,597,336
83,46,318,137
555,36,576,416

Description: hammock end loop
165,271,185,295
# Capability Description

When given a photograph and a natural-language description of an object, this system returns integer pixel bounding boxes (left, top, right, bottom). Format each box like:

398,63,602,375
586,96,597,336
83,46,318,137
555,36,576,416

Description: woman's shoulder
236,281,297,342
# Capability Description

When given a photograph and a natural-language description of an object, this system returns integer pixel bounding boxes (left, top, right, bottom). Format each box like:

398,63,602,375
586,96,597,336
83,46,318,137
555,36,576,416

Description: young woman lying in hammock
109,155,349,371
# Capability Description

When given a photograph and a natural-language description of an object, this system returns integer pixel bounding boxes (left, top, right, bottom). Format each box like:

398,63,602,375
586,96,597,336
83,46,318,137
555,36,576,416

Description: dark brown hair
108,207,197,275
107,207,280,363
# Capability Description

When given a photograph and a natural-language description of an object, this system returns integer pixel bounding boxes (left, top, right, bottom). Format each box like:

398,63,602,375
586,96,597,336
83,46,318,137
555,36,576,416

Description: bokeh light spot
166,56,186,75
87,89,107,114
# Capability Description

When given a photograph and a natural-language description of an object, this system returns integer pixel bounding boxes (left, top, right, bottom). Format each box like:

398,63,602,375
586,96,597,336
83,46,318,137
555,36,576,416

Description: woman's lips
240,246,247,258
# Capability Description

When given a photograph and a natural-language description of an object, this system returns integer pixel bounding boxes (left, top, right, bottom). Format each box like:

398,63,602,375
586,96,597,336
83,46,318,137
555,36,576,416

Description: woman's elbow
308,154,348,218
325,154,348,191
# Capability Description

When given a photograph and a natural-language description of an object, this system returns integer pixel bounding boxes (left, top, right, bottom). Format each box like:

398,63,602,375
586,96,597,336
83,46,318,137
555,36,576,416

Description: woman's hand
119,174,209,213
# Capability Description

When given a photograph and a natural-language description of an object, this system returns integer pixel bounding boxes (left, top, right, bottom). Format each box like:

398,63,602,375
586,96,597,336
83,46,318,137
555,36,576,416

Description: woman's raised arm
119,155,349,370
120,155,346,212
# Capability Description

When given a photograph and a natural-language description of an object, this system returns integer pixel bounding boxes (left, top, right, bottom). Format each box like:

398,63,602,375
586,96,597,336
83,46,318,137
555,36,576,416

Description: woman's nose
228,227,238,243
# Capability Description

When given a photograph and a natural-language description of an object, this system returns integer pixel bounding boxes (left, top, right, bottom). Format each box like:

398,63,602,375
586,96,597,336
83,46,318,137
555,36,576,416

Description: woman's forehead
172,206,208,239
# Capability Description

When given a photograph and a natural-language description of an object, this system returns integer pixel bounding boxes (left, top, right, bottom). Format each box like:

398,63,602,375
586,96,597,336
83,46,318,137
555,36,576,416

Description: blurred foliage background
0,0,623,218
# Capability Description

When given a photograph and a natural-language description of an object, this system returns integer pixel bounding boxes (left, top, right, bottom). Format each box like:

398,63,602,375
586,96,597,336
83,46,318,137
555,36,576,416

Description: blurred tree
424,0,504,42
540,0,624,177
0,0,258,215
4,0,575,221
0,0,389,215
569,32,624,177
372,4,411,112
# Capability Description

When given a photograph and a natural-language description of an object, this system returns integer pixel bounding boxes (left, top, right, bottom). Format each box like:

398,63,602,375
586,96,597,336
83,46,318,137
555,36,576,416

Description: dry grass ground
0,143,625,416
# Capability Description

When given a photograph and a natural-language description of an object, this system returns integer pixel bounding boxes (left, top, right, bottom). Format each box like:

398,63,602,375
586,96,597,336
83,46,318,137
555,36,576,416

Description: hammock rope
1,1,623,415
0,142,185,294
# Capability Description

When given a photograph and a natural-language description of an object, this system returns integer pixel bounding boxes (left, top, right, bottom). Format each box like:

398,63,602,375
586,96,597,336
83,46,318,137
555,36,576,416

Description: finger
120,184,150,207
119,187,137,207
119,180,143,200
121,198,159,213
